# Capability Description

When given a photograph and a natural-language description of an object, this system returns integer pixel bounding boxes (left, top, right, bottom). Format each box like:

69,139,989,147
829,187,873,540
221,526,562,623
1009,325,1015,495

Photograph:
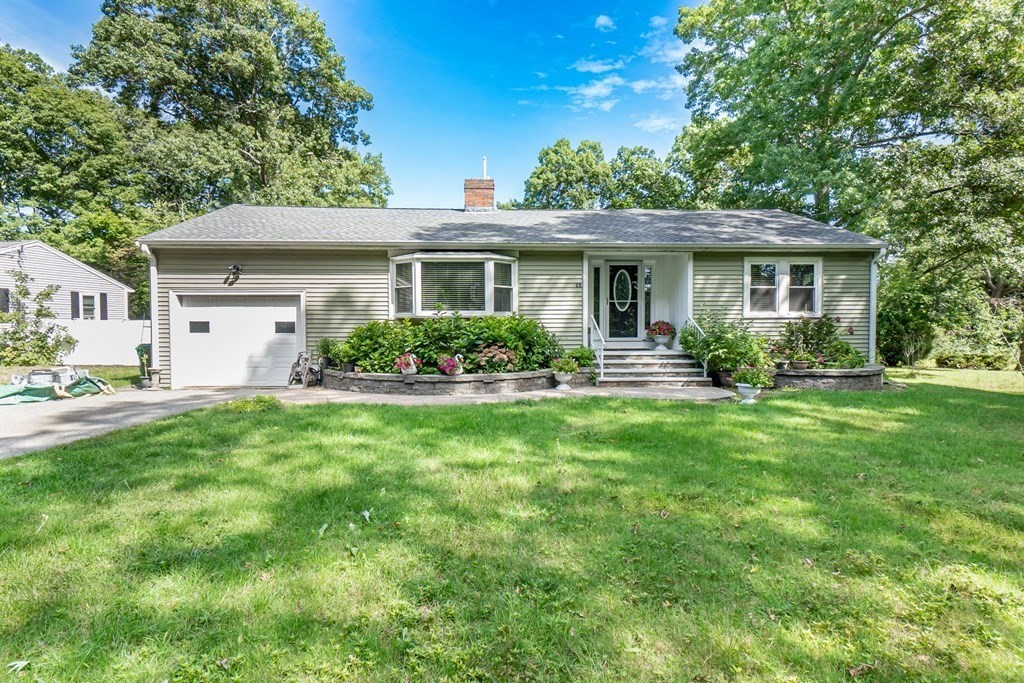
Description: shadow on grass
1,383,1023,680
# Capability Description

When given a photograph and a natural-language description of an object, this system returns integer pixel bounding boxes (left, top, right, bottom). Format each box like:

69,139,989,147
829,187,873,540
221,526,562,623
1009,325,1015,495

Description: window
748,263,778,313
0,288,9,314
81,294,97,320
743,258,822,317
275,321,296,334
788,263,816,313
494,262,513,313
391,253,517,316
189,321,210,333
394,262,413,314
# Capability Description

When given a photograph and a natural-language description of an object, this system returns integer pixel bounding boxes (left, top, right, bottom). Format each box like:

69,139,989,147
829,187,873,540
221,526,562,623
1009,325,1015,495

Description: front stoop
596,349,712,388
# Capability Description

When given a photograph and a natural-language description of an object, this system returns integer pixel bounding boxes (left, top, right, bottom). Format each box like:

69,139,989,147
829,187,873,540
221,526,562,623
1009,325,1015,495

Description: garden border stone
773,364,885,391
323,368,593,395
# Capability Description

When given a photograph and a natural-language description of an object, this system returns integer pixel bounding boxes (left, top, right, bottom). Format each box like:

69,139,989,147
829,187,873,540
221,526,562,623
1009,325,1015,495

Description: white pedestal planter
553,372,574,391
652,334,671,351
735,383,762,404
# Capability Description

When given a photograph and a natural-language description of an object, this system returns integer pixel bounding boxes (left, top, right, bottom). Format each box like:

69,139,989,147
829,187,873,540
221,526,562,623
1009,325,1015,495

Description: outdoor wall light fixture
224,264,242,285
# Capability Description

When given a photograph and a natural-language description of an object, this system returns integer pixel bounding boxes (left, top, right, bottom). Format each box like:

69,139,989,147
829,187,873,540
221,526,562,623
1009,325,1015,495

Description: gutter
139,243,160,378
868,247,887,363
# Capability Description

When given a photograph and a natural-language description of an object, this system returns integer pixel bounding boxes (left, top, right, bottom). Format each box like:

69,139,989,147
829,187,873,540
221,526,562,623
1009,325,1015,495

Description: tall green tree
607,146,688,209
71,0,390,209
521,139,612,210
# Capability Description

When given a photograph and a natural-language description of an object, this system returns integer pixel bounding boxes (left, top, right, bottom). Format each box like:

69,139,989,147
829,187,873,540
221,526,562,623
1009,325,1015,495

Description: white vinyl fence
62,319,148,366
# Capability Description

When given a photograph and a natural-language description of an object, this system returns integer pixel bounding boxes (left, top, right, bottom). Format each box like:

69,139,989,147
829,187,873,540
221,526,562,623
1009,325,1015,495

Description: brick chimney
464,178,495,212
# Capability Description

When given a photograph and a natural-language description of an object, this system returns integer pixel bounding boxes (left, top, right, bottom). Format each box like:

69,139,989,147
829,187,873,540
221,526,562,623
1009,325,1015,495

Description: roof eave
138,239,886,251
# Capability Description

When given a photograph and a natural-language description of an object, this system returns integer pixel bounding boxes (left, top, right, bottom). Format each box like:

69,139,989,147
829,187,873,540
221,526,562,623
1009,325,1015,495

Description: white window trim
77,291,102,320
390,252,518,317
743,257,823,318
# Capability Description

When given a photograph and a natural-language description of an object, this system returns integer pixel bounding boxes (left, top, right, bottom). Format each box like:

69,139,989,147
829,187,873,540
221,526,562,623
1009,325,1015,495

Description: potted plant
438,354,465,376
789,351,814,370
138,351,152,389
733,368,774,404
645,320,676,351
394,353,421,375
551,357,579,390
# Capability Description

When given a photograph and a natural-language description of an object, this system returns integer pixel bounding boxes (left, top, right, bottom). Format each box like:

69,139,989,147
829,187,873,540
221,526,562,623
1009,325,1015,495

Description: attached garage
169,292,304,388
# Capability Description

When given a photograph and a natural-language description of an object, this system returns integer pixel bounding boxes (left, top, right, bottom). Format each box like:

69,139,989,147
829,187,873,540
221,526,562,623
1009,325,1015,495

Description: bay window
743,257,822,317
391,253,517,316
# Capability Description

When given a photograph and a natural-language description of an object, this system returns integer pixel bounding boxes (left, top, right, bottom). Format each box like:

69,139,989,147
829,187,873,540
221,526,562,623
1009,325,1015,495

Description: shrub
770,317,866,369
877,286,935,366
732,367,774,387
341,320,413,372
0,269,76,365
473,345,517,373
564,346,596,367
679,312,768,371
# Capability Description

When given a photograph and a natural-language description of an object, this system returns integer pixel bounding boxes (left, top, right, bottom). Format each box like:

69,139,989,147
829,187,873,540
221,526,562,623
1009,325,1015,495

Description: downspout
869,247,886,364
139,243,160,381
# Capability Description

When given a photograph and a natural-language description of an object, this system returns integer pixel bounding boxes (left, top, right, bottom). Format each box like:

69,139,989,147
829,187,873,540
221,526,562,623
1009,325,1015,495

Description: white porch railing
683,316,708,378
589,315,605,380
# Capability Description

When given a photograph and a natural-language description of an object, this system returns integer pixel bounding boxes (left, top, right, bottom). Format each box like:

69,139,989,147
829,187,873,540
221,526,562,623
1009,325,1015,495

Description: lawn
1,375,1023,681
0,365,140,389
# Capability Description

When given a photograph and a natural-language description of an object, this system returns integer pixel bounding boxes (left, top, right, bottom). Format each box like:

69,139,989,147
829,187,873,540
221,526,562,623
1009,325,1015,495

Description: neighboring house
137,179,886,389
0,240,143,365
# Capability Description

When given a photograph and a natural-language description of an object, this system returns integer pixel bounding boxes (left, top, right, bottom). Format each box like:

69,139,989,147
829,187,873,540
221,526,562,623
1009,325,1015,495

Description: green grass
0,365,140,388
2,376,1023,681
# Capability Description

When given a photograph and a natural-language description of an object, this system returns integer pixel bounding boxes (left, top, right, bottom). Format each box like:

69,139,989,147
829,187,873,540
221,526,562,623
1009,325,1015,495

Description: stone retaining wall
323,368,593,395
773,364,884,391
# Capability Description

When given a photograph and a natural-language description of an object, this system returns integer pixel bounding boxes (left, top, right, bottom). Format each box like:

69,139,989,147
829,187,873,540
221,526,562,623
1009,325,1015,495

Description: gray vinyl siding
153,248,390,383
692,251,873,355
0,242,130,319
518,251,584,348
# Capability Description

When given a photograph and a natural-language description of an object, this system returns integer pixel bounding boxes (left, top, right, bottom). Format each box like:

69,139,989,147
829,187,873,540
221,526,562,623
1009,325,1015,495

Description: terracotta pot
791,360,810,370
711,371,734,388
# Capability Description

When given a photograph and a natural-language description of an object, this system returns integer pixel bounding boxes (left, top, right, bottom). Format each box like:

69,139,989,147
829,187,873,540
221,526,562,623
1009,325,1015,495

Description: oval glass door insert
613,269,632,312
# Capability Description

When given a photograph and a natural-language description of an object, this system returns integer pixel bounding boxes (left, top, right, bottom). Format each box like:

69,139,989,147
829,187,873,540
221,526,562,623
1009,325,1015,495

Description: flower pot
400,366,418,375
138,376,152,389
343,363,355,373
652,334,671,351
735,383,762,404
775,360,791,370
791,360,810,370
711,371,734,388
553,371,574,391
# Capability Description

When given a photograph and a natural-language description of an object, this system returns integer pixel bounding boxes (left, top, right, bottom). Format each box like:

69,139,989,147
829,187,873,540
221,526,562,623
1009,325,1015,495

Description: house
137,179,886,389
0,240,143,365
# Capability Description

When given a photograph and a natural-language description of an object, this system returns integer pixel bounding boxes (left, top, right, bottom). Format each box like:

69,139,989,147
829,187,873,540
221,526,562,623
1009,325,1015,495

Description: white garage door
170,294,302,388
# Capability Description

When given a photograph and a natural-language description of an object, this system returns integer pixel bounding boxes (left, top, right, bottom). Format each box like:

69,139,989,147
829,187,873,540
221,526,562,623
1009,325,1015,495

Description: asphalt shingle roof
139,205,885,249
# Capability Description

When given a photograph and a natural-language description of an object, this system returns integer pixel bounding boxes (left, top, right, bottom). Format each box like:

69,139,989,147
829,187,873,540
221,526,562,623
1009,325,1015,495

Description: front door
607,263,641,339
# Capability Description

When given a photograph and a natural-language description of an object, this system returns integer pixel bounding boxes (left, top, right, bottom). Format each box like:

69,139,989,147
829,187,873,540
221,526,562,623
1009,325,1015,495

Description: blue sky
1,0,697,208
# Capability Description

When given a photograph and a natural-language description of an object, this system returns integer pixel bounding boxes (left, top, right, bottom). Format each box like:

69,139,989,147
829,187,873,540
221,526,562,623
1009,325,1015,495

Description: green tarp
0,376,113,405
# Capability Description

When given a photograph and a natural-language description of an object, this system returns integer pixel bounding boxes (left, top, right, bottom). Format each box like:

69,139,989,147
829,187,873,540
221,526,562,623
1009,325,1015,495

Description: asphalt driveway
0,388,251,460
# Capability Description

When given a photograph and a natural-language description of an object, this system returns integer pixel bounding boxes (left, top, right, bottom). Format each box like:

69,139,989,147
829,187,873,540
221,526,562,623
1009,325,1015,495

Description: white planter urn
401,365,418,376
735,383,762,404
553,371,574,391
652,334,672,351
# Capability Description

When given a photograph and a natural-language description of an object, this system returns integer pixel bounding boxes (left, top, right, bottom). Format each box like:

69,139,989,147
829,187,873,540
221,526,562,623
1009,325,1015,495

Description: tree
0,270,76,365
521,139,611,209
607,146,687,209
519,140,687,210
71,0,391,209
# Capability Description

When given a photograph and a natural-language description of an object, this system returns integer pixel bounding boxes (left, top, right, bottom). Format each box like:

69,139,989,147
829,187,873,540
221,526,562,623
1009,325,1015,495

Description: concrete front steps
596,349,712,388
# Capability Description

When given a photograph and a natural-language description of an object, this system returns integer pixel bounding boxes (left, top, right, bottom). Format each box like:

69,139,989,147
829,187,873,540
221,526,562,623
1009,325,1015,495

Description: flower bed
322,368,591,395
772,364,885,391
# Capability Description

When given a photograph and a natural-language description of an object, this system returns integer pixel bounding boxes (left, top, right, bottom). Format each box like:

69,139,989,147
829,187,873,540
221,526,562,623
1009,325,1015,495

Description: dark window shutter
0,288,9,313
100,293,108,320
70,291,80,319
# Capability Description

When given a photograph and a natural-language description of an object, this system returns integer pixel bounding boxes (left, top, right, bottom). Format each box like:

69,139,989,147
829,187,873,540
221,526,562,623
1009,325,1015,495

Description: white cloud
634,113,682,134
571,57,625,74
558,75,625,111
594,15,616,32
640,37,688,66
628,73,689,99
649,16,669,28
534,71,548,79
